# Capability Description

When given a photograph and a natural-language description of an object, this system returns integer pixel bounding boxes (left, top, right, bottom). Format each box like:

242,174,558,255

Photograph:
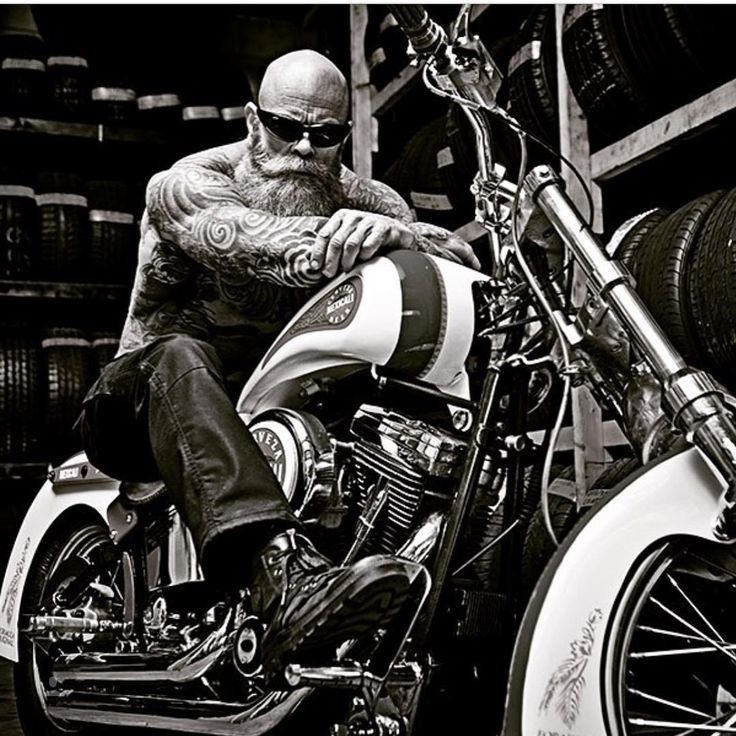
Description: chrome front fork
521,165,736,539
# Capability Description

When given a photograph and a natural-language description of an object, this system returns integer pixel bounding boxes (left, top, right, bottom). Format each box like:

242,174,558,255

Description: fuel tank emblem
325,282,357,325
262,276,363,366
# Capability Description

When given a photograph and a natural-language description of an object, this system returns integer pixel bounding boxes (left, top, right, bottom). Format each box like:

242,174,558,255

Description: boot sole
264,557,412,666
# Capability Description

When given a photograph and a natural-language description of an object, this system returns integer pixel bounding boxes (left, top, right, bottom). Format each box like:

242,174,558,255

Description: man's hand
311,209,481,278
312,209,416,278
409,222,481,270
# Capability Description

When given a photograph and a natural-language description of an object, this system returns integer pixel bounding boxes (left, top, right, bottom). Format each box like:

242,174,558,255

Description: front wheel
14,514,123,736
604,537,736,735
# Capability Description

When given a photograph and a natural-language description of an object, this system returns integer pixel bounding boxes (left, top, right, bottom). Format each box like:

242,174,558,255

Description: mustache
249,129,337,179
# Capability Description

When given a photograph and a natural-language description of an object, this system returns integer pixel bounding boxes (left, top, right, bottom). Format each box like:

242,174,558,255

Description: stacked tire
562,5,736,144
365,8,407,92
521,457,641,603
0,324,42,461
42,327,93,464
87,179,137,283
507,5,558,148
610,190,736,390
383,107,520,231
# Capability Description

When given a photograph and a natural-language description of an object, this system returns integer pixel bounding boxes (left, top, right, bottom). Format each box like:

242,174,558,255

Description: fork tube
410,367,503,650
524,166,687,382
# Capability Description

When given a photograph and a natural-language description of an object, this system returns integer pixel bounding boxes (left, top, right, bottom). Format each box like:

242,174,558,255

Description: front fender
0,453,119,662
502,446,727,735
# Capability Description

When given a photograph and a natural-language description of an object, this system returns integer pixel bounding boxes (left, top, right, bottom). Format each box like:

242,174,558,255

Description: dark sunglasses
256,108,350,148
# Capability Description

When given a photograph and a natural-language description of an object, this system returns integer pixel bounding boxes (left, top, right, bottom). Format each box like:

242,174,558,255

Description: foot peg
284,661,422,690
285,663,378,689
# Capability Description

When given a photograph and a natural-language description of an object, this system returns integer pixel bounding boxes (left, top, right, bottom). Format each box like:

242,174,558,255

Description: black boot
250,529,412,670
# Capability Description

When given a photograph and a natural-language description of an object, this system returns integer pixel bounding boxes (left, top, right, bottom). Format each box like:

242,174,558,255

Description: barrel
87,180,137,283
42,327,93,464
35,172,87,280
0,167,36,278
0,323,42,461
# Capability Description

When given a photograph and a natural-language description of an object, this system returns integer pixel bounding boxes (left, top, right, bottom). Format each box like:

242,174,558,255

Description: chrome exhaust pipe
52,647,224,684
53,608,233,684
48,688,311,736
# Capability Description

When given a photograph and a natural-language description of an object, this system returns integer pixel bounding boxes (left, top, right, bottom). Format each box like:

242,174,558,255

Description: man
80,50,478,671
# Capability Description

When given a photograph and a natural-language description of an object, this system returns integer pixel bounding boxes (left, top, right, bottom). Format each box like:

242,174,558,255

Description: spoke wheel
605,538,736,735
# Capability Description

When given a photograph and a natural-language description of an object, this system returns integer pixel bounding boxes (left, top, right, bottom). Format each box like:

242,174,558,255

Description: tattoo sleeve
146,163,329,288
341,167,415,224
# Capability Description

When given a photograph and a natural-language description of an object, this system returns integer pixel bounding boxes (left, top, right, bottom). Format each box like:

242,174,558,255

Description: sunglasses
256,108,351,148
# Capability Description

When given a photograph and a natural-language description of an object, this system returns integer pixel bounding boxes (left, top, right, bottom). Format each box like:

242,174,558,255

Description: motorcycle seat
119,480,168,508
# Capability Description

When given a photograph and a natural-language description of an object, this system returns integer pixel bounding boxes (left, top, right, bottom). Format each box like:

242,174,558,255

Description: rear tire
13,515,118,736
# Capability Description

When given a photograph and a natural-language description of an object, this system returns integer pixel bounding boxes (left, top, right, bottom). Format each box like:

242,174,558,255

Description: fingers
341,220,373,272
358,224,389,262
322,211,363,278
312,210,346,272
314,211,428,279
446,238,481,270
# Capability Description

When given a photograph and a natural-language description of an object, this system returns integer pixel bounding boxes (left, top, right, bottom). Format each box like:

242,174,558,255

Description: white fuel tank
236,250,489,416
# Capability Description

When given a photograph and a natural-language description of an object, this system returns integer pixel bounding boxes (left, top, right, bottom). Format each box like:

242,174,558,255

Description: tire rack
0,280,129,484
0,118,158,485
348,4,736,492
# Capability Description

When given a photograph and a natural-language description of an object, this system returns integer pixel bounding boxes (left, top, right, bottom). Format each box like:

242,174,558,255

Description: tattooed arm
317,167,481,273
146,161,329,288
340,166,414,224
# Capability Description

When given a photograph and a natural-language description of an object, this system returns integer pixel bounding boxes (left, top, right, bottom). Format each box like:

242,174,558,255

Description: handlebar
387,5,447,63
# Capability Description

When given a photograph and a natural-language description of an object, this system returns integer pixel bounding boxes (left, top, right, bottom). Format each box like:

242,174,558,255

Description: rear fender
0,454,119,662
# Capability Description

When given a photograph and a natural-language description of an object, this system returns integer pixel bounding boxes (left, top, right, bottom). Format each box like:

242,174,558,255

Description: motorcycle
4,5,736,735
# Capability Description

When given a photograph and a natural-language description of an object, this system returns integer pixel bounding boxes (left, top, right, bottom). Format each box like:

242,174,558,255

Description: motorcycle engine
344,405,467,554
250,404,468,556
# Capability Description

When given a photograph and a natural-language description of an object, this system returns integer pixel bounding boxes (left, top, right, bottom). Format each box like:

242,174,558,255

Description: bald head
258,50,349,124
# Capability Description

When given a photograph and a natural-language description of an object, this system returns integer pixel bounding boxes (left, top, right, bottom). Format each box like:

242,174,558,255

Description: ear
244,102,258,135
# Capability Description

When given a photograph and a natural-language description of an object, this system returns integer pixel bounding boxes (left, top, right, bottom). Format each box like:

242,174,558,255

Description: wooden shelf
528,420,630,453
0,116,170,145
371,65,422,116
0,280,130,301
370,4,491,116
454,220,489,242
591,77,736,182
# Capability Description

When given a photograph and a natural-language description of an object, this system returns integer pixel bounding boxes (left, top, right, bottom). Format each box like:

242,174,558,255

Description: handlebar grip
387,4,446,58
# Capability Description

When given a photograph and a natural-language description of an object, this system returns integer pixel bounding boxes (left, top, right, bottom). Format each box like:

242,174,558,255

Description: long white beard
234,127,347,217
